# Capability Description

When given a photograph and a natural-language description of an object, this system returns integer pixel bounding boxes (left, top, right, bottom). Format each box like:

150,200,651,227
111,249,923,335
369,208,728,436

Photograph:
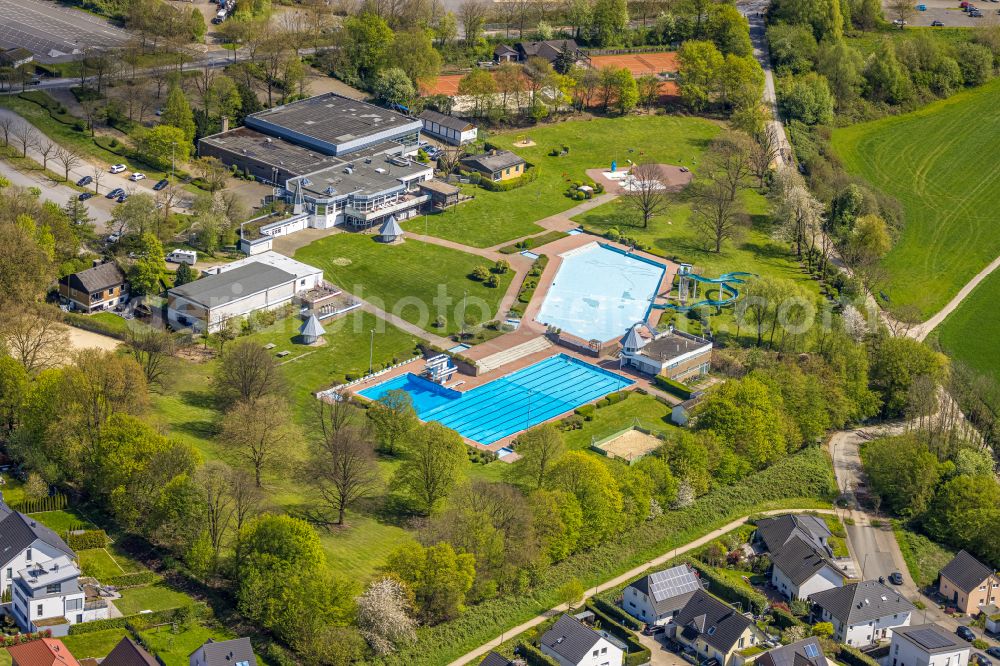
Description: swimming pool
357,354,633,444
537,243,665,342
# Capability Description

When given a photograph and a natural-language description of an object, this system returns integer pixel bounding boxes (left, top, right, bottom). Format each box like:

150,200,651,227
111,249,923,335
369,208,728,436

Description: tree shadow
180,389,219,411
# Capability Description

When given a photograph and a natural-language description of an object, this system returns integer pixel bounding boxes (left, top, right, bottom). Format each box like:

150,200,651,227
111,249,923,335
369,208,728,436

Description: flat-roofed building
620,325,712,381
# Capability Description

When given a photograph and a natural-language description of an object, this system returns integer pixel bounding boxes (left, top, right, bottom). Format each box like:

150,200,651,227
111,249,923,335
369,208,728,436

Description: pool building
620,323,713,382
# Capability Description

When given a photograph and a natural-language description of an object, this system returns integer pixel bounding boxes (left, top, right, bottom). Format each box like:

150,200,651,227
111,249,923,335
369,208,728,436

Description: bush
654,375,695,399
68,602,208,635
104,571,162,589
499,232,567,254
770,606,805,630
687,560,768,615
836,644,880,666
591,597,642,631
518,643,559,666
478,166,539,192
973,639,989,651
584,603,650,665
574,404,596,420
8,493,68,513
66,530,109,550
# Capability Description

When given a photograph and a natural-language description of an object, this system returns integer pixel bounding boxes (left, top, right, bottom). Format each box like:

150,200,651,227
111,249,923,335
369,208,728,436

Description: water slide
653,271,755,312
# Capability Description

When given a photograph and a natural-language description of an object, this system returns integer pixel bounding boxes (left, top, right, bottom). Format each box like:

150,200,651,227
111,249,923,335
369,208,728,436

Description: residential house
57,261,128,313
889,624,970,666
189,638,257,666
619,325,713,382
0,499,76,598
10,556,109,635
6,639,79,666
671,589,766,666
513,40,585,67
480,652,523,666
493,44,519,62
100,637,158,666
754,637,830,666
938,550,999,615
810,580,915,647
769,536,844,601
539,614,624,666
419,109,478,146
754,514,832,556
461,150,526,182
621,563,702,626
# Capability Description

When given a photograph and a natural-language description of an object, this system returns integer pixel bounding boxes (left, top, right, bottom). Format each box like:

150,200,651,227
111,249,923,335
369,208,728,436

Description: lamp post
369,328,375,375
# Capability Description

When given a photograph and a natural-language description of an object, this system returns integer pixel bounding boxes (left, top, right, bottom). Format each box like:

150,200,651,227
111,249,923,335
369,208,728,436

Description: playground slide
653,271,755,312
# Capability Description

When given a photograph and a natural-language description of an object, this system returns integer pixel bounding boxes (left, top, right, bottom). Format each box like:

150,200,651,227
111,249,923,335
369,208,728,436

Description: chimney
222,116,230,133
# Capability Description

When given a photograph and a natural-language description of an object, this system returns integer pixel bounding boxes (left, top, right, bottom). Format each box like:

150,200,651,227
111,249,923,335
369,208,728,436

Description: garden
400,114,721,248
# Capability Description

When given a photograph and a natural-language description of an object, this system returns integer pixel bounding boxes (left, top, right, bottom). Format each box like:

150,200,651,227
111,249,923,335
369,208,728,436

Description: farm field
931,267,1000,382
830,78,1000,319
296,234,515,335
402,114,721,248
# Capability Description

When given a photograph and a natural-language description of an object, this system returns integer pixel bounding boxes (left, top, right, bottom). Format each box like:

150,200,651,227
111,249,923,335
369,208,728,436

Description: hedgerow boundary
373,445,837,666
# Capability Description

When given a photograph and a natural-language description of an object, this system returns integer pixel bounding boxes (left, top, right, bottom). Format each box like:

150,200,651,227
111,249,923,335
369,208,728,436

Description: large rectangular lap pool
537,242,666,342
357,354,633,444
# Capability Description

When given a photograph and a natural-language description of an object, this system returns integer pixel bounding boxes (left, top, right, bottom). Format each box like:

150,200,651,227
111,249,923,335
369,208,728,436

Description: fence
315,356,423,400
584,45,675,55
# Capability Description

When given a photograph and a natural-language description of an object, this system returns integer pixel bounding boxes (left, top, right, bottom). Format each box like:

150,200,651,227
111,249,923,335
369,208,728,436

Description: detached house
938,550,999,615
539,614,624,666
769,536,844,601
671,589,766,666
0,500,76,598
810,580,915,647
622,563,703,626
890,624,970,666
57,261,128,313
11,556,108,635
6,639,79,666
461,150,526,182
189,638,257,666
755,637,830,666
754,514,832,557
101,637,158,666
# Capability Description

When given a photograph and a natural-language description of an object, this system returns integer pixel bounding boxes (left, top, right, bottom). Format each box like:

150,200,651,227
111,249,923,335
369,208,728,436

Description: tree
886,0,915,27
356,576,417,656
636,74,661,108
2,306,68,375
923,474,1000,557
136,125,189,171
780,72,835,125
174,262,196,286
458,68,497,118
214,340,286,407
368,388,417,455
748,124,781,189
385,541,475,623
194,460,236,570
124,325,174,386
12,124,36,158
613,68,639,113
953,448,995,478
550,451,624,548
623,162,670,228
193,156,229,193
36,138,55,172
695,376,788,473
23,472,48,502
51,146,82,182
111,193,158,237
372,67,417,108
393,421,465,514
161,84,196,143
862,433,941,516
556,578,585,610
868,336,947,417
589,0,629,47
677,40,724,111
689,132,752,252
812,621,835,638
309,399,381,525
772,166,824,261
458,0,489,43
507,423,565,489
391,28,442,85
221,395,294,487
719,54,764,113
127,232,168,296
339,12,394,83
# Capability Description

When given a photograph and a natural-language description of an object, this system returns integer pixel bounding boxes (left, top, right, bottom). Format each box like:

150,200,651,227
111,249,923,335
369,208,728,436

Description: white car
110,164,127,174
129,172,146,182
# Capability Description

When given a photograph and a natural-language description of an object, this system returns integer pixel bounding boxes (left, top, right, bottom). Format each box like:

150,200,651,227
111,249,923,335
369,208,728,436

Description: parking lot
0,0,130,62
884,0,1000,26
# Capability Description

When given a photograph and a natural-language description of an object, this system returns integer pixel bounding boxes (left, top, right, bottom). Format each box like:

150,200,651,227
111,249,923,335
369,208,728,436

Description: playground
591,425,664,463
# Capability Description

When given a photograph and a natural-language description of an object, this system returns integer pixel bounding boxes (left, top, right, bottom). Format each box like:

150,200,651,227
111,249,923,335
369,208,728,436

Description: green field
561,392,677,451
28,508,98,533
62,629,131,660
933,267,1000,382
78,548,127,579
831,78,1000,318
401,115,722,248
115,583,196,615
139,624,239,666
893,522,955,587
296,234,515,335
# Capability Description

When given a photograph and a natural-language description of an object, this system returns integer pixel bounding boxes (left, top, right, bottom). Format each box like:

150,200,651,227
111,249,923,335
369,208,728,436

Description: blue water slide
653,272,756,312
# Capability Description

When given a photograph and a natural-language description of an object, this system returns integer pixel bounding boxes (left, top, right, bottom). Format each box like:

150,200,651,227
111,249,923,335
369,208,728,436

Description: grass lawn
139,624,237,666
931,267,1000,383
78,548,126,579
401,114,722,248
115,583,196,615
560,392,677,451
830,77,1000,318
0,650,9,666
0,476,26,504
295,234,515,335
27,508,97,533
817,513,850,558
62,629,131,660
893,522,955,588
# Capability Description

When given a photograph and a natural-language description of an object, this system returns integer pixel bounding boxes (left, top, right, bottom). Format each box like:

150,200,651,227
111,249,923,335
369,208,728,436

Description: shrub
478,166,539,192
66,530,109,550
574,404,596,420
687,560,768,615
8,493,68,513
654,375,695,399
104,571,162,589
584,603,649,665
972,639,989,651
770,606,805,630
591,597,642,631
836,644,880,666
68,603,208,635
518,643,559,666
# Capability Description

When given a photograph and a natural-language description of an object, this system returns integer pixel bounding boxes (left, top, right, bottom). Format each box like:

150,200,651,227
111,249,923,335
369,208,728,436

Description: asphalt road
0,0,130,62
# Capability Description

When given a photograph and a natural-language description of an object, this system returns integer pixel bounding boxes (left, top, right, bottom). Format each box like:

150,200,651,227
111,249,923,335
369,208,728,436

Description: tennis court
589,52,679,76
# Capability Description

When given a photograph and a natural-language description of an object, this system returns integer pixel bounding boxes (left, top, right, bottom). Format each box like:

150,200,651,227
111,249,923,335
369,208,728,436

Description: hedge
769,607,804,630
10,493,68,513
0,631,53,647
104,571,162,589
836,644,880,666
63,311,131,341
477,165,539,192
517,643,559,666
499,231,568,254
574,404,596,420
686,560,768,616
584,603,650,666
66,530,109,550
596,391,630,408
591,597,642,631
654,375,696,400
68,602,208,635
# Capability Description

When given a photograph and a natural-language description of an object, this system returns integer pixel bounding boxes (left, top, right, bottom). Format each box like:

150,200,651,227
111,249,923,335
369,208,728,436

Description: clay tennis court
589,51,679,76
420,74,464,96
595,427,663,461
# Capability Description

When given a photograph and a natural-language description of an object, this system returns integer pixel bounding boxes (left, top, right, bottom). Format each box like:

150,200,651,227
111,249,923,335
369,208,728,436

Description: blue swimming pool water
358,354,633,444
537,243,665,342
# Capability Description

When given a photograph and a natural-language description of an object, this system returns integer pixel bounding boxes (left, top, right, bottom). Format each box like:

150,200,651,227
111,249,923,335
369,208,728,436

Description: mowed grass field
932,267,1000,382
402,114,721,248
296,234,515,335
831,78,1000,318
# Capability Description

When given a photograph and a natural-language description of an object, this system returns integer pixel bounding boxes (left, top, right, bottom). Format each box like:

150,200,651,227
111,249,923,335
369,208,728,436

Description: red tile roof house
6,639,80,666
937,550,999,615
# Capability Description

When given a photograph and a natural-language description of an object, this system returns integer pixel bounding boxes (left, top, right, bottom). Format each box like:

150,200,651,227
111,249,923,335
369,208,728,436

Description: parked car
27,78,41,86
106,187,125,199
956,626,976,642
973,655,992,666
76,175,92,187
117,193,128,203
107,232,121,243
153,178,169,191
893,17,907,24
931,19,945,24
78,192,94,201
889,571,904,585
110,164,127,174
986,648,1000,659
129,172,146,182
643,624,666,636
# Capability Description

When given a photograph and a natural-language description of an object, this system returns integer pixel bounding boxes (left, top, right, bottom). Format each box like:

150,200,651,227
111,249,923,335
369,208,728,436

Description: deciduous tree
308,399,381,525
214,340,286,407
356,576,417,656
392,421,465,514
623,162,670,228
221,394,295,487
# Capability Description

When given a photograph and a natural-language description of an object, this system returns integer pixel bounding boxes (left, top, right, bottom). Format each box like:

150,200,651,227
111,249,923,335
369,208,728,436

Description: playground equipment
424,354,457,384
655,266,755,312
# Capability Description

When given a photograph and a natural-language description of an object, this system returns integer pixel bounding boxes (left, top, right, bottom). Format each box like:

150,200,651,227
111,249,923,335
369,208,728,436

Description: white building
11,557,108,635
418,109,478,145
889,624,970,666
0,500,76,599
619,325,713,382
202,251,324,291
769,536,844,601
810,580,915,647
539,614,624,666
622,563,702,626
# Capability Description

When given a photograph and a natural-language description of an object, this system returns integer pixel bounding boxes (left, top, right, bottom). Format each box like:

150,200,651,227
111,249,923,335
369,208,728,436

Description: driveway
637,633,689,666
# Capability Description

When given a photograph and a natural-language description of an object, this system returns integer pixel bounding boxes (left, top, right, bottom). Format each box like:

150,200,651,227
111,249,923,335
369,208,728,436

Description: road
741,0,792,167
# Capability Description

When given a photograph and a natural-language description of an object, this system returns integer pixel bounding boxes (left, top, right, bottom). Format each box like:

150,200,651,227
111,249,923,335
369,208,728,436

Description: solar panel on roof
803,644,820,658
908,629,954,651
648,565,701,602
